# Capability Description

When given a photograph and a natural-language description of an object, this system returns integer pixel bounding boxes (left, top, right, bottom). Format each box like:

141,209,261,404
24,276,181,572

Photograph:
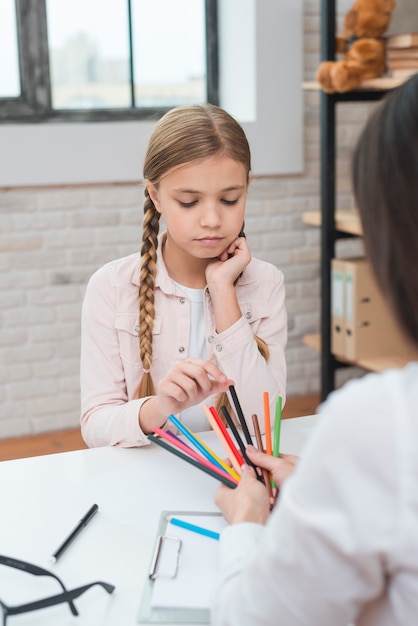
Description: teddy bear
316,0,396,93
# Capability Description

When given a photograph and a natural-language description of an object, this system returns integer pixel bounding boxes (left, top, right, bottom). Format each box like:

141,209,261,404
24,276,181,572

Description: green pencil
272,396,282,489
273,395,282,458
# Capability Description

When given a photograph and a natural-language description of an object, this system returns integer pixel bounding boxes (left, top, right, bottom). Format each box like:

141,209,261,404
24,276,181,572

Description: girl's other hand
156,358,233,419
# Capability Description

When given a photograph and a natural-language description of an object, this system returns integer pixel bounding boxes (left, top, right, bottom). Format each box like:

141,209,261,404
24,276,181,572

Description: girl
80,104,287,447
213,75,418,624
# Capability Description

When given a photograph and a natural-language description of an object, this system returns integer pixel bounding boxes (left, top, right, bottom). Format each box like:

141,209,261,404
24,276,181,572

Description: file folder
331,258,346,357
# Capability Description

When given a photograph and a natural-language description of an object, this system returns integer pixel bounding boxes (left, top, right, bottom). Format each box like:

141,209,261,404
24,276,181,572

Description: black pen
50,504,99,563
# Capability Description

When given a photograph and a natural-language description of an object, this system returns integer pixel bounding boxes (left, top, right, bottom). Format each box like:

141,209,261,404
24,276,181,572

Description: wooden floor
0,393,320,462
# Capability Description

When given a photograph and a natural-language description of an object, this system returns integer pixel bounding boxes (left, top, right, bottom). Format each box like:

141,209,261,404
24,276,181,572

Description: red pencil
209,406,245,467
201,405,243,474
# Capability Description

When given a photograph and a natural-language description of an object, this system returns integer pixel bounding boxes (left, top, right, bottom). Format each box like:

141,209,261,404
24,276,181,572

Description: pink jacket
80,236,287,447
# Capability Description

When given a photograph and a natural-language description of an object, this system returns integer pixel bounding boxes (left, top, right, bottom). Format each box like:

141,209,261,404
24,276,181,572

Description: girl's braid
135,190,160,398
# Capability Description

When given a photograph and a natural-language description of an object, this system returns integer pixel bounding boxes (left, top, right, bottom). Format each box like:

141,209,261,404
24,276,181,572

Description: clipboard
137,510,227,624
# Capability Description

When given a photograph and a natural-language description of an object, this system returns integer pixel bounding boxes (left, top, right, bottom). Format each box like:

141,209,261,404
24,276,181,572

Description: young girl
80,104,287,448
213,75,418,624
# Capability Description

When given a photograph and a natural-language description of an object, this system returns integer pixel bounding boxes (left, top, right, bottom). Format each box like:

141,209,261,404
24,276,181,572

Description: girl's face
147,155,247,262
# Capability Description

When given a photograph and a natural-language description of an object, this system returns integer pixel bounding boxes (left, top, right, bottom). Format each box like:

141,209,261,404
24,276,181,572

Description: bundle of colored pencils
148,385,282,495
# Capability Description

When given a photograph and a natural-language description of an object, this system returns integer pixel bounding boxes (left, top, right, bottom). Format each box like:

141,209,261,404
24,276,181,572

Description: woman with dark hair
213,74,418,625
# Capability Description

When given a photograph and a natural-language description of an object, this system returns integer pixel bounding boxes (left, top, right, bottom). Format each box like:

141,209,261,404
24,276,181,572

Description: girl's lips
195,237,223,246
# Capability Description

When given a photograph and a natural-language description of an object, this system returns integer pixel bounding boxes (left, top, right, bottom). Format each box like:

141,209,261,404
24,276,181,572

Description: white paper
150,515,228,610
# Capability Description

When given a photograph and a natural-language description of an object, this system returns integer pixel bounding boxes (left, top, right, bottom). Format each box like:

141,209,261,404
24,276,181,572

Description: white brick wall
0,0,376,438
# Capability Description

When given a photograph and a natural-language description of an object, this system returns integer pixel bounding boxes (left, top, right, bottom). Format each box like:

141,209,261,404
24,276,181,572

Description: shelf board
302,333,414,373
302,210,362,236
302,76,407,92
302,333,321,351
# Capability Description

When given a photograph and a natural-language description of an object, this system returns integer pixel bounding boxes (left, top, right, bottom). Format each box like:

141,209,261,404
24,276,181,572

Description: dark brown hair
134,104,269,410
352,73,418,348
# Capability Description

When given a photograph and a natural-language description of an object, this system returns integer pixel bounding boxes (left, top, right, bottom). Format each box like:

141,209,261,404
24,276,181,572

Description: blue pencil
167,414,226,472
167,516,220,540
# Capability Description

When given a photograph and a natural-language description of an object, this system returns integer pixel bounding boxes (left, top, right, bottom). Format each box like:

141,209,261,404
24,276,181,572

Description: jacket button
215,345,222,352
245,311,252,319
208,335,214,343
179,298,185,304
134,324,140,332
179,346,185,353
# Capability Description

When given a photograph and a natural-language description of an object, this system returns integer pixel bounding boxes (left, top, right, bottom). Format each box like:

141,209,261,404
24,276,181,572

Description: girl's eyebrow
173,185,246,193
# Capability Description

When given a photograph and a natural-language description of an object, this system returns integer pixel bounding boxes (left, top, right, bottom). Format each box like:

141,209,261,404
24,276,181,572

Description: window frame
0,0,219,123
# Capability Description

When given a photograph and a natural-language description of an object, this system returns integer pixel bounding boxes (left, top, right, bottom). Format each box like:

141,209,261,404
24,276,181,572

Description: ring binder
149,535,182,580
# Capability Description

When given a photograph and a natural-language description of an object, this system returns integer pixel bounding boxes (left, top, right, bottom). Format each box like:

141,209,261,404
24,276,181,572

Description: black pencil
148,434,238,489
220,405,253,464
221,404,264,483
228,385,253,445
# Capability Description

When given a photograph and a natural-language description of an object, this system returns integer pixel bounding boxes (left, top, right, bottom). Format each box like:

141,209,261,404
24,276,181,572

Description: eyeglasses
0,555,115,625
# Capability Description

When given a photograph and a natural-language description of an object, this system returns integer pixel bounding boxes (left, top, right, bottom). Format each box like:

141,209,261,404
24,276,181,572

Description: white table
0,414,320,625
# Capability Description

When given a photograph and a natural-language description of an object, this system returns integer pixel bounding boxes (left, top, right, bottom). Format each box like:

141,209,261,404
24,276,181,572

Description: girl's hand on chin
205,236,251,288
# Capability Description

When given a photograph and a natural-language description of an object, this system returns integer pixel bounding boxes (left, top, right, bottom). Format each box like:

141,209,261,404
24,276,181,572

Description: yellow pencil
180,416,240,481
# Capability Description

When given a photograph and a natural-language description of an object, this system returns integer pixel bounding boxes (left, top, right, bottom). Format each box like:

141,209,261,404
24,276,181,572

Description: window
0,0,304,185
0,0,218,122
0,0,20,98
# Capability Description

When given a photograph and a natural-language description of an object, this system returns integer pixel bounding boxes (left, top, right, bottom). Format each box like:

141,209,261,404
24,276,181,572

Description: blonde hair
134,104,269,420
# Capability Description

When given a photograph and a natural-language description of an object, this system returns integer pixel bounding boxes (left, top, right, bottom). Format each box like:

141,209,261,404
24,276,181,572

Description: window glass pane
46,0,131,109
0,0,20,97
132,0,206,108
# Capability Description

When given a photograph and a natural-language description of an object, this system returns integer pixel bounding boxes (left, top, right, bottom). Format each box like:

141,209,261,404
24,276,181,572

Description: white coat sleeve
212,376,399,625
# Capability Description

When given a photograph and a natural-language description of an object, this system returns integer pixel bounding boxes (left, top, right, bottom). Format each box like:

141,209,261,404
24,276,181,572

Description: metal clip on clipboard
149,535,182,580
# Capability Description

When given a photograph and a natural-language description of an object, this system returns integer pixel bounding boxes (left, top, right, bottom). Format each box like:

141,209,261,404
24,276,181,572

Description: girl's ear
146,181,162,213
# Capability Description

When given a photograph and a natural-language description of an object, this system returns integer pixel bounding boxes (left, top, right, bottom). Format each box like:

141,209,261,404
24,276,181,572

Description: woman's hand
214,447,299,526
245,445,299,489
215,464,271,525
205,236,251,290
139,358,234,434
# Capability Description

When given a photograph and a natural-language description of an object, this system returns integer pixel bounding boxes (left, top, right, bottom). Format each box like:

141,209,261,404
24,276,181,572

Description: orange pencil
251,414,273,499
201,404,242,475
263,391,272,456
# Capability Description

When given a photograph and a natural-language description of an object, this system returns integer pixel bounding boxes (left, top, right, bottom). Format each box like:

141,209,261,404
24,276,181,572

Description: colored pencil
220,405,263,480
167,416,240,481
192,438,240,481
166,429,193,450
272,396,282,490
201,404,242,474
153,427,238,484
251,414,273,499
263,391,272,456
228,385,252,446
148,434,238,489
209,406,244,466
166,516,220,541
153,427,240,481
273,395,282,458
220,405,247,459
167,414,225,472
